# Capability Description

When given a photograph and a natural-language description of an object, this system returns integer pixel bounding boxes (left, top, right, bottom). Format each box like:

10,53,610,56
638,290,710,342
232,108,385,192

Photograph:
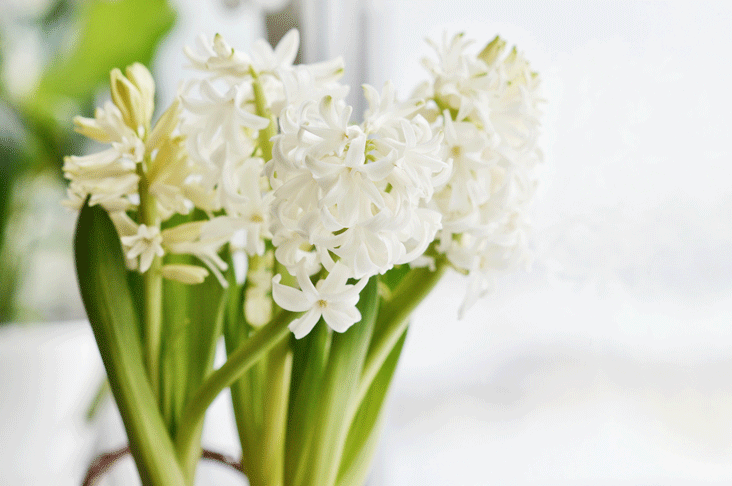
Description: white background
367,1,732,484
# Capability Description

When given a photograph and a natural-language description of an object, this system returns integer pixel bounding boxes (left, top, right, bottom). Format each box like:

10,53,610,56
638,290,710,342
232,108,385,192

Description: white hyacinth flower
268,84,446,282
63,29,543,336
161,219,232,286
121,224,165,273
422,32,542,316
181,79,269,152
64,102,144,211
184,29,299,79
220,157,273,256
272,262,367,339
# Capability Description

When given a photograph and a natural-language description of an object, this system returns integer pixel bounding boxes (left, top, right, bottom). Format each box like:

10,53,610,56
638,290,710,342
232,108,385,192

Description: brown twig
82,446,243,485
201,449,244,474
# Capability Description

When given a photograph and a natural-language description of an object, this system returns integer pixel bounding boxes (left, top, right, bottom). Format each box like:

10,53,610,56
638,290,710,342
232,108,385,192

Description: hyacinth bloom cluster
64,31,540,337
67,29,542,486
419,33,543,316
65,29,541,337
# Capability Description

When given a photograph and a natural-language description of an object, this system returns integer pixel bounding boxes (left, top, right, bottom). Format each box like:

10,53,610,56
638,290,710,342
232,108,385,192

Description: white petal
295,263,318,297
322,302,361,333
289,308,322,339
272,274,312,312
274,29,300,68
318,262,351,294
139,248,155,273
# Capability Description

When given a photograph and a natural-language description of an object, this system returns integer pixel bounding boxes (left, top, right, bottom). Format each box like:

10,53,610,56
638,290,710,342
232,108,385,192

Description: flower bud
146,99,180,152
477,35,506,65
110,63,155,133
161,264,209,284
126,63,156,126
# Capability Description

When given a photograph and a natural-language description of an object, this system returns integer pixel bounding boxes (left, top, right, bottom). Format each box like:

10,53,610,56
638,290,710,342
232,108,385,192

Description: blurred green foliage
28,0,176,133
0,0,176,322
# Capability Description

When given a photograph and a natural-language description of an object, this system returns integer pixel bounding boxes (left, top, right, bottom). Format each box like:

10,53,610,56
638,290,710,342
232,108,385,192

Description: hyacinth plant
68,30,541,486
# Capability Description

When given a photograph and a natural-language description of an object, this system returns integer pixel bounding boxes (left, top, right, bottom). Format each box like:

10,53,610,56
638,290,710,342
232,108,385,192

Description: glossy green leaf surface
305,276,380,486
337,328,408,486
284,320,331,485
74,200,185,485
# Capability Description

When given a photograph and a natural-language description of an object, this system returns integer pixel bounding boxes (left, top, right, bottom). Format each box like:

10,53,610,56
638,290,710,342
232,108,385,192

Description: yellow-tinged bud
146,99,180,153
161,264,209,284
73,115,112,143
110,63,155,133
478,35,506,65
213,33,234,58
126,63,156,126
503,46,520,66
161,221,204,244
147,135,186,185
244,251,274,327
110,68,141,130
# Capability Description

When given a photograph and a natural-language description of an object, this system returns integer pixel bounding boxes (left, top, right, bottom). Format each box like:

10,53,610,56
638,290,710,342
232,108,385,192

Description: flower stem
305,277,380,486
137,159,163,401
355,259,447,407
256,338,292,486
250,68,277,162
175,309,297,478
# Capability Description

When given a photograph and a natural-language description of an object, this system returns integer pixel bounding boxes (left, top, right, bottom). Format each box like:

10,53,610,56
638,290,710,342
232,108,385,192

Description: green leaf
160,255,191,435
160,211,224,439
0,135,23,322
337,328,408,486
358,261,447,406
175,308,294,479
29,0,176,126
74,200,186,485
284,320,331,485
184,271,227,398
305,276,380,486
159,252,226,439
380,264,411,292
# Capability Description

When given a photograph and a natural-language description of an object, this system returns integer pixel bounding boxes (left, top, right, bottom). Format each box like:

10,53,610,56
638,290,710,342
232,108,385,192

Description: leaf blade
337,328,408,486
74,200,185,485
305,276,380,486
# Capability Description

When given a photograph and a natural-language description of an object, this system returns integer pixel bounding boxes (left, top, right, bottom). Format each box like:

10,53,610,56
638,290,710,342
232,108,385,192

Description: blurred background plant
0,0,176,322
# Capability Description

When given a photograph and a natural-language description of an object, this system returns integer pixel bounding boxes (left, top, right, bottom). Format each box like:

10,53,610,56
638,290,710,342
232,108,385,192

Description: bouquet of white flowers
68,29,542,486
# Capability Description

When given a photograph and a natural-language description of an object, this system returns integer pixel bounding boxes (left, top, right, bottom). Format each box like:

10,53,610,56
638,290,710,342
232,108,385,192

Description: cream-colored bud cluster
64,64,158,213
64,64,224,285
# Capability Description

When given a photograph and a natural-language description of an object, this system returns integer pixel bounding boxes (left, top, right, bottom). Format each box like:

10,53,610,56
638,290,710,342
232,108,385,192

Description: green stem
175,309,297,477
250,68,277,162
254,262,292,486
256,338,292,486
223,279,260,478
355,260,447,408
137,160,163,400
305,277,380,486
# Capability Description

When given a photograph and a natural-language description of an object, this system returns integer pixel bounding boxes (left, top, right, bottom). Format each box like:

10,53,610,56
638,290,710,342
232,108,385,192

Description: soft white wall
360,1,732,484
